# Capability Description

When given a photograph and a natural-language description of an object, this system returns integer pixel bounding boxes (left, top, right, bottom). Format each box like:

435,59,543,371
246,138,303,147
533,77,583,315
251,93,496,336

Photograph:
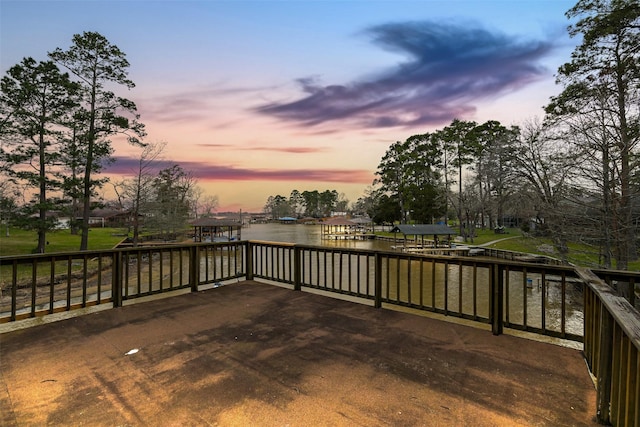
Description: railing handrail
577,267,640,351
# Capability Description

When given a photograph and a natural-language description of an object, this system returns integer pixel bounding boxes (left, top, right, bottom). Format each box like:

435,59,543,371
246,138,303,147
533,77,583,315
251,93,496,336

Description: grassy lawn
0,227,128,256
377,226,640,271
472,228,640,271
464,227,523,245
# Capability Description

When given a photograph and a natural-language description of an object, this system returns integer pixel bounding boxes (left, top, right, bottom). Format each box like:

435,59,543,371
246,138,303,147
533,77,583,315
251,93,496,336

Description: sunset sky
1,0,579,212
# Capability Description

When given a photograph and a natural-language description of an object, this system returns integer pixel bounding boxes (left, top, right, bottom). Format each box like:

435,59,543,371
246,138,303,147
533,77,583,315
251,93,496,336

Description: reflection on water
241,223,394,251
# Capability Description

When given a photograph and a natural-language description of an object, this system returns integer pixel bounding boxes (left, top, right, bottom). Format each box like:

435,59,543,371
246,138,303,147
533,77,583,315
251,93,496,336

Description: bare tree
512,119,580,261
546,0,640,269
197,193,219,218
123,142,165,245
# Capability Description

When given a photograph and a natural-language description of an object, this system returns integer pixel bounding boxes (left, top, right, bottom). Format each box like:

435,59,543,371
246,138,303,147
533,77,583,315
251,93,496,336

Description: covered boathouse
390,223,457,252
321,216,374,240
191,218,242,242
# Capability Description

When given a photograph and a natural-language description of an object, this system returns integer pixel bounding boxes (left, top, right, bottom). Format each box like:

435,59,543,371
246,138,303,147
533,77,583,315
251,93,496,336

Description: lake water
239,223,394,251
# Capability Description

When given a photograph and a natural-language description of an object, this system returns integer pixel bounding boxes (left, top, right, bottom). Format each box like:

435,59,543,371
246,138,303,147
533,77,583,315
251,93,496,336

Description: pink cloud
105,156,373,184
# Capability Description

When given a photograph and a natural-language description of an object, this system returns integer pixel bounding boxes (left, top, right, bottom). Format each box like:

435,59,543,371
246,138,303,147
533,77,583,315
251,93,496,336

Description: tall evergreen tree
49,31,145,250
0,58,79,252
440,119,478,239
148,164,195,238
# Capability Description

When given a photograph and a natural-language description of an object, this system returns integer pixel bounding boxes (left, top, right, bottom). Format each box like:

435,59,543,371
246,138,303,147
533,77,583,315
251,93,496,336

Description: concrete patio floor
1,281,597,426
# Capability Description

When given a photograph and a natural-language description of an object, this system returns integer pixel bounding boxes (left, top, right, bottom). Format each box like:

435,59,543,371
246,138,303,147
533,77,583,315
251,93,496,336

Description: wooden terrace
1,240,639,425
2,281,595,426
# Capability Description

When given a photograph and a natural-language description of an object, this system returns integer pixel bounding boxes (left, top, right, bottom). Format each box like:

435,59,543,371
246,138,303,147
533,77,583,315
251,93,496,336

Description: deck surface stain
0,281,597,426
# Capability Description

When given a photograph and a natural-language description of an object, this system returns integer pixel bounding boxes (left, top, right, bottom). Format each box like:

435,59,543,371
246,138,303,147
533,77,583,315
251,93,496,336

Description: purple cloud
255,21,554,128
196,143,327,154
105,156,372,183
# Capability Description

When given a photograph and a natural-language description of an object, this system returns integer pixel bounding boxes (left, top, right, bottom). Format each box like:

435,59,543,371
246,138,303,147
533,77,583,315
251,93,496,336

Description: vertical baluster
541,271,547,332
431,259,436,310
11,260,17,321
623,339,637,426
418,257,424,307
458,261,462,315
374,251,382,308
82,255,88,307
203,246,209,282
293,246,301,291
491,264,504,336
561,271,566,337
598,320,622,425
523,268,528,330
339,252,344,291
136,251,141,295
66,256,72,310
395,255,400,303
180,247,186,286
148,249,154,293
31,260,37,317
444,260,449,315
356,253,361,295
472,263,477,319
49,256,55,314
504,266,510,326
113,252,123,307
406,256,412,305
161,249,166,291
385,255,390,301
333,250,337,290
168,249,174,288
366,254,371,296
97,255,102,304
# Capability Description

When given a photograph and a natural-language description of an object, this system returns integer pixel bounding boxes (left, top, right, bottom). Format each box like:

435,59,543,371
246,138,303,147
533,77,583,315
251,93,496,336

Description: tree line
0,32,216,252
362,0,640,270
263,189,349,219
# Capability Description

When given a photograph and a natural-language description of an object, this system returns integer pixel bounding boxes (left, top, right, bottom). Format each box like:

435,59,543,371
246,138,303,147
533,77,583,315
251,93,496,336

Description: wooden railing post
245,241,254,280
374,252,382,308
491,264,504,335
10,260,17,321
596,305,613,424
112,252,123,308
190,245,200,292
293,245,301,291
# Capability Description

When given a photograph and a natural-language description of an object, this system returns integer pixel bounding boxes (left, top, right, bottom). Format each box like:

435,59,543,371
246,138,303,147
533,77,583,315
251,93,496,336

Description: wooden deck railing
1,240,638,425
248,241,585,340
0,242,246,320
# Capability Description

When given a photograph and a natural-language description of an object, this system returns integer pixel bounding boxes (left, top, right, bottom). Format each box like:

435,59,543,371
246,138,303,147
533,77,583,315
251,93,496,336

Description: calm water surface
240,223,393,251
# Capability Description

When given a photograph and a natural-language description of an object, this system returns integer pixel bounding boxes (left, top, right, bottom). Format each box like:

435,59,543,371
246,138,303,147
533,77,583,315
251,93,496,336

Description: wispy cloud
196,143,327,154
137,83,276,124
105,156,371,183
255,21,554,128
